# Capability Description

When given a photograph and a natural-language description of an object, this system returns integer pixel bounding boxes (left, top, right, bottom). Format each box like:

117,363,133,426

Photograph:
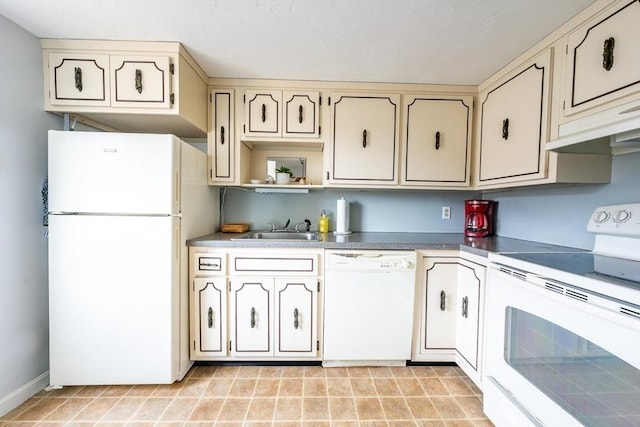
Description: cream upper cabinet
42,40,208,138
283,91,320,138
244,89,282,137
327,92,400,185
110,55,172,108
208,88,235,184
477,49,552,186
48,52,110,106
243,89,320,139
564,0,640,118
401,96,472,187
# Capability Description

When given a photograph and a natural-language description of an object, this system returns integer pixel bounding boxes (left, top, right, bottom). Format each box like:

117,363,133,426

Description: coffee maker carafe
464,200,496,237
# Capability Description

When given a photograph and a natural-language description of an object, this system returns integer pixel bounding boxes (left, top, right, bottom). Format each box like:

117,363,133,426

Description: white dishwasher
323,250,417,366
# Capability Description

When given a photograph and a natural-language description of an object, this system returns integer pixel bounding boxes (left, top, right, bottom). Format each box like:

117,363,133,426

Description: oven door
484,265,640,427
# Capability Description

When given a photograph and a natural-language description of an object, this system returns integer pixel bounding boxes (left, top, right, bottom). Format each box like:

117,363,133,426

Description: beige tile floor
0,364,494,426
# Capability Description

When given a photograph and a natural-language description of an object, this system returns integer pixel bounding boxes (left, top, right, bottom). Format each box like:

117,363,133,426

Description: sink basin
231,231,320,241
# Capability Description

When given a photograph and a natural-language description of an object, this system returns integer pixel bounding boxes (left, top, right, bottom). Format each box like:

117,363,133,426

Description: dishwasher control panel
325,250,416,272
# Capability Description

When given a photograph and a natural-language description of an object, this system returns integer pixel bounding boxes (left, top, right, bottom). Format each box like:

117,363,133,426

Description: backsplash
221,152,639,250
222,188,478,233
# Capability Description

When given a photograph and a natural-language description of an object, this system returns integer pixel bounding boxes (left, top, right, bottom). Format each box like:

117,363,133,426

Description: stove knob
593,210,609,224
612,209,632,224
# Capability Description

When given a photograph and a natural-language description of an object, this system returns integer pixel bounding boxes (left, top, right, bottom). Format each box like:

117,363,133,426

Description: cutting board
220,223,250,233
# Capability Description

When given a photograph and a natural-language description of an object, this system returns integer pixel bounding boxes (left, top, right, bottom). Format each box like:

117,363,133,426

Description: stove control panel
587,203,640,237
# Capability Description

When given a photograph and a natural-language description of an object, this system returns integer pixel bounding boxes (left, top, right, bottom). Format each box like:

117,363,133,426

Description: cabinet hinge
209,93,212,103
319,126,321,136
565,44,568,55
563,100,565,110
193,340,196,351
243,94,246,103
317,281,320,292
170,93,175,105
169,63,175,75
229,341,232,351
228,282,231,292
243,124,246,133
317,340,320,351
328,97,331,106
319,96,322,106
210,169,213,179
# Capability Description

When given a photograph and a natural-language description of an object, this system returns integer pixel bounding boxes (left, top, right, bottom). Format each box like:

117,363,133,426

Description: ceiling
0,0,595,86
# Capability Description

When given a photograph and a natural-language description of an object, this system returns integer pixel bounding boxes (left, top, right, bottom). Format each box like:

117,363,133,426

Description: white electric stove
483,203,640,427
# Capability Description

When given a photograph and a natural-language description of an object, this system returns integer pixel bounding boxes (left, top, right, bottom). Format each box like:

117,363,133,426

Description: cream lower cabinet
401,96,473,187
413,252,486,388
190,248,321,361
190,250,228,359
193,277,228,355
327,92,400,185
454,257,484,386
230,277,318,357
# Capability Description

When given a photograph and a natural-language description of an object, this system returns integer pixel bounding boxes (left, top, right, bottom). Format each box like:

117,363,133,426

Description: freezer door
48,214,181,385
48,130,180,215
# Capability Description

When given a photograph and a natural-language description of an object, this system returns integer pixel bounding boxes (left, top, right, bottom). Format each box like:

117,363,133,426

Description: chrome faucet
294,219,312,232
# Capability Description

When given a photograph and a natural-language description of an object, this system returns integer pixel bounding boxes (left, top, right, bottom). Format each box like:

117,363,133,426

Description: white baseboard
0,371,49,417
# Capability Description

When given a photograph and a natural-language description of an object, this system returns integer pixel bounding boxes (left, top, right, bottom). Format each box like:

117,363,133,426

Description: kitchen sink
231,231,320,241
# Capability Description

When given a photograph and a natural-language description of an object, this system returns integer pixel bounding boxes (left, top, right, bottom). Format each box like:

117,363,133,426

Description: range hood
546,100,640,155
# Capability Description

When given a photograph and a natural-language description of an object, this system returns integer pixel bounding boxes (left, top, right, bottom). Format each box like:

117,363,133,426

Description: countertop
187,232,585,258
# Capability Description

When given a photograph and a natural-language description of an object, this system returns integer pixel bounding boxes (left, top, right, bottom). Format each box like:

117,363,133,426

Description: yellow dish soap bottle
319,210,329,233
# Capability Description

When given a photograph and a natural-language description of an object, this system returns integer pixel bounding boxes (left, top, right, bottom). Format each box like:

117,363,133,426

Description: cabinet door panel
330,93,400,183
283,91,320,138
422,260,458,352
231,278,273,356
49,53,110,106
245,90,281,136
404,97,471,184
110,55,171,108
210,89,234,182
455,262,483,371
566,0,640,116
275,279,317,356
479,50,551,183
195,278,227,355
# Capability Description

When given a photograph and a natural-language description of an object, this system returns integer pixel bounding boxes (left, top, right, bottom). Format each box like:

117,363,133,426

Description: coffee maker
464,200,496,237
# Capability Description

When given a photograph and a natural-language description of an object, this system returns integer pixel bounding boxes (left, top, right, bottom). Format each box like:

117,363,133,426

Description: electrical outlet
442,206,451,219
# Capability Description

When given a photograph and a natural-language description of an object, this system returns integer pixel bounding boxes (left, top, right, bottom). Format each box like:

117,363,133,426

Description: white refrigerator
47,130,217,386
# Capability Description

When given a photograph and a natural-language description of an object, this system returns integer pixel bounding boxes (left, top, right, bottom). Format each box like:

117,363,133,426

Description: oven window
504,307,640,427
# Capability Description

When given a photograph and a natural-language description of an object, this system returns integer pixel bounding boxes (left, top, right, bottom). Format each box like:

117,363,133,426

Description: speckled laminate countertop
187,232,585,257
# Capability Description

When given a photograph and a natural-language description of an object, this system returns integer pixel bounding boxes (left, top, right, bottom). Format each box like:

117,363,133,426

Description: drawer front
193,253,226,275
231,254,318,276
565,0,640,116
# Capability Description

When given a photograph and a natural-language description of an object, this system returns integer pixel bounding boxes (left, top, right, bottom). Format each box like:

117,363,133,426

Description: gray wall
222,188,480,233
223,152,639,249
491,152,640,250
0,15,60,415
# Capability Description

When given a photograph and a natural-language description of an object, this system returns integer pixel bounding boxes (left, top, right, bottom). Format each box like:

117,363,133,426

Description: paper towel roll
335,197,351,235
